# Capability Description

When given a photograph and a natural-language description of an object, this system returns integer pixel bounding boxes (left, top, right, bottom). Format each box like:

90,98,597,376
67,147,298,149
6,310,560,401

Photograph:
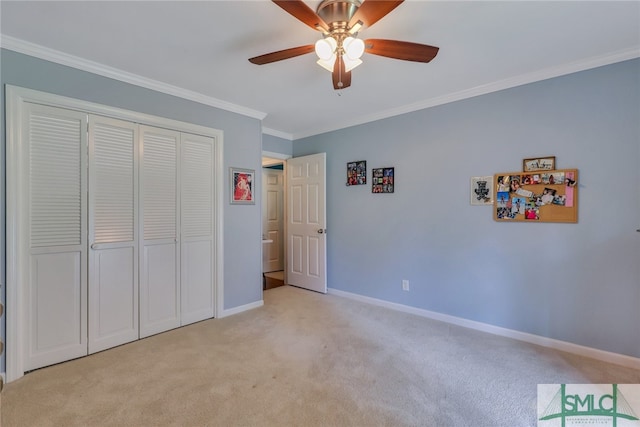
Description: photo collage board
493,169,578,223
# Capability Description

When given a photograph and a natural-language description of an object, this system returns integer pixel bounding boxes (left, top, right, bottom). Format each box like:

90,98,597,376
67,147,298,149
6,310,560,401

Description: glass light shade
343,37,365,60
316,54,337,72
315,37,337,60
343,56,363,72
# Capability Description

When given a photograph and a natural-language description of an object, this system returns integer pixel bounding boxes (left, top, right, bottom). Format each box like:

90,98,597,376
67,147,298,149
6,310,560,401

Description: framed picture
470,176,493,205
523,156,555,172
372,167,394,193
346,160,367,186
230,167,255,204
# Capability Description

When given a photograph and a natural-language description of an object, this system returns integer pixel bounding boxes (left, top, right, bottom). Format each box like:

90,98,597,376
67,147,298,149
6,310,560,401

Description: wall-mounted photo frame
523,156,556,172
230,167,255,204
470,176,494,205
372,167,394,193
347,160,367,186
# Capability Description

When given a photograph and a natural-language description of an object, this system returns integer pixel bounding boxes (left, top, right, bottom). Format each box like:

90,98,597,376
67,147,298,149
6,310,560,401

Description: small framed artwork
230,167,255,204
372,167,394,193
347,160,367,186
523,156,556,172
470,176,493,205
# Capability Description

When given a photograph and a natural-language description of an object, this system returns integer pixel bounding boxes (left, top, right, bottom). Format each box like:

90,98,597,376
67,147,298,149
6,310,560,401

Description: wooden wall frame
493,169,578,223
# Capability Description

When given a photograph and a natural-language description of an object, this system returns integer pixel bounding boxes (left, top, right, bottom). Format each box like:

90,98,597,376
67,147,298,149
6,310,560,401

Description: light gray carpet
2,285,638,426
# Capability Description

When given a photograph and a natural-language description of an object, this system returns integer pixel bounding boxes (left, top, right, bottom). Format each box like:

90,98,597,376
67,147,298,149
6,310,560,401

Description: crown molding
261,127,293,140
292,47,640,140
0,35,268,121
3,35,637,140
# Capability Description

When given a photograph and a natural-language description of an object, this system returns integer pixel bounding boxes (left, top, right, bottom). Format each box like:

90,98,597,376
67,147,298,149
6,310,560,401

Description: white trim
293,47,640,139
5,85,226,382
262,151,292,161
6,85,225,139
6,86,25,382
215,133,225,320
218,300,264,318
4,35,637,141
262,128,293,141
327,288,640,371
1,35,267,121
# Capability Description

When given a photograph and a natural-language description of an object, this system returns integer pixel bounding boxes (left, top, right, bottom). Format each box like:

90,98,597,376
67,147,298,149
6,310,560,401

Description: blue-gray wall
262,133,293,156
0,49,265,374
294,58,640,358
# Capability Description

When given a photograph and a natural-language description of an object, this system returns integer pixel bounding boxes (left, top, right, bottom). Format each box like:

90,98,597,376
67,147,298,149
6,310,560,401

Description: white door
286,153,327,293
139,125,180,338
24,103,88,371
88,116,139,354
180,132,215,325
262,168,284,273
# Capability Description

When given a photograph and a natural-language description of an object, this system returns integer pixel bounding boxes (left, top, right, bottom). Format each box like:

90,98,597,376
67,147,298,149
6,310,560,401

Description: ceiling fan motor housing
317,0,361,30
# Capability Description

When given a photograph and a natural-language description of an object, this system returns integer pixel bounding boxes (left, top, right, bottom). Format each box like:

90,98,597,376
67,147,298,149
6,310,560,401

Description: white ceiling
1,1,639,140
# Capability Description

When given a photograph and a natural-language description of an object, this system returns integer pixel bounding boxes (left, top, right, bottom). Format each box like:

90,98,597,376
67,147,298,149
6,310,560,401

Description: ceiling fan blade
364,39,439,62
249,45,315,65
273,0,329,32
349,0,404,29
332,56,352,90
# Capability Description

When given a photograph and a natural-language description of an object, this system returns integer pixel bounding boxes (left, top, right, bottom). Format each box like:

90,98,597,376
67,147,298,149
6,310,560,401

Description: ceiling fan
249,0,439,90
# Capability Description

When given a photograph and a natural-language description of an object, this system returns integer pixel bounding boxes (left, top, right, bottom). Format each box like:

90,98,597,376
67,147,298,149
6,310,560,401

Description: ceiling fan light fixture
343,55,362,72
316,54,337,72
315,37,337,60
343,36,365,60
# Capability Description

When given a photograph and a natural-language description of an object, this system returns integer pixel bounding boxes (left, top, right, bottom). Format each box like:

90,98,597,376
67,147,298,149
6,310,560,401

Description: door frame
5,85,224,383
261,151,291,285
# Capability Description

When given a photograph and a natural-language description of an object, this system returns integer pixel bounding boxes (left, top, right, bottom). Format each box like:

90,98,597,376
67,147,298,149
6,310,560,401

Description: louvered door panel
182,138,212,238
29,114,83,248
93,125,135,243
180,133,215,325
139,125,180,338
143,129,177,240
25,103,88,371
88,116,139,353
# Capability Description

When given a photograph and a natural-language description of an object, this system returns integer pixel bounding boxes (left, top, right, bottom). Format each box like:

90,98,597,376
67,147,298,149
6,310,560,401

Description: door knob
317,229,327,234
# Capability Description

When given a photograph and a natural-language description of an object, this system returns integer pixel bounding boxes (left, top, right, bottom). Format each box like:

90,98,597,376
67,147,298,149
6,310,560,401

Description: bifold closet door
139,125,180,338
180,133,215,325
88,116,139,354
24,103,88,371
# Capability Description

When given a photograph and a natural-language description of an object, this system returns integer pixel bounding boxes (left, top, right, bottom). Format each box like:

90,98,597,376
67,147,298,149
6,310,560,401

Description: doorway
262,153,289,289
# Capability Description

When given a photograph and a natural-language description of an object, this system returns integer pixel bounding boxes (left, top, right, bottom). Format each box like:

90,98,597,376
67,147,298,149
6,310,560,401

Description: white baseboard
219,300,264,318
328,288,640,370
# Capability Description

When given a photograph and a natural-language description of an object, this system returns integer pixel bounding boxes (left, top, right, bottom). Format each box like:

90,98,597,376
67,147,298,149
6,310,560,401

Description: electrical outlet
402,280,410,291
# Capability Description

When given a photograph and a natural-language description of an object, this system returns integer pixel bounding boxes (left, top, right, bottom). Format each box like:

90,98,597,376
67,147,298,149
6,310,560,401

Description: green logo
539,384,639,427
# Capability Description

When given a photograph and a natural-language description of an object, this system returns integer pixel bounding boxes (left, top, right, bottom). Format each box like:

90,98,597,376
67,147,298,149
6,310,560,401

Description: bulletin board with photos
493,169,578,223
